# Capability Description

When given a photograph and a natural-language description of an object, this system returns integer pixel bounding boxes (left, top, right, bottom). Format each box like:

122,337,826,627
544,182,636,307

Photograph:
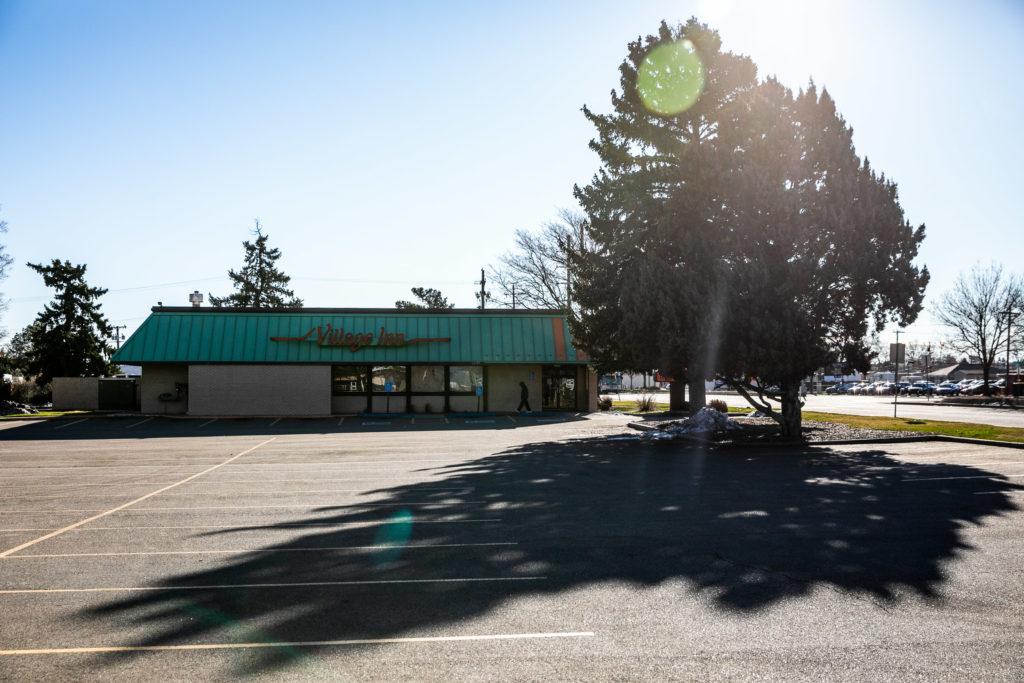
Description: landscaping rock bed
0,401,40,416
629,412,923,444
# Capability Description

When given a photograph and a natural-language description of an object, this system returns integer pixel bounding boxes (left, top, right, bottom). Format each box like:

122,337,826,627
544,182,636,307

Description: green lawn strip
0,410,87,421
802,411,1024,444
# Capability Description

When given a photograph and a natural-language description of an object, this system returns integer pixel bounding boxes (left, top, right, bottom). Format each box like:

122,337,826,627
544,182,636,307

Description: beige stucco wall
331,395,367,414
485,364,541,412
410,396,445,414
188,365,330,416
52,377,99,411
141,364,189,415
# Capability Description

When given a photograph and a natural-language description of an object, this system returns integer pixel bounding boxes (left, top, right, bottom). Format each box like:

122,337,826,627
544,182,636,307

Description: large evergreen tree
209,220,303,308
714,80,928,435
572,19,758,411
571,19,929,436
24,260,113,386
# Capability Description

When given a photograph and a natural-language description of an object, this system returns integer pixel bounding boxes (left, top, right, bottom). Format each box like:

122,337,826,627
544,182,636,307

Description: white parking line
197,418,217,429
9,542,517,558
0,575,546,594
0,438,276,558
362,421,392,426
902,474,1024,482
0,501,488,513
269,418,281,427
337,416,345,426
53,419,88,430
125,417,155,430
465,419,495,425
0,519,502,532
0,630,592,656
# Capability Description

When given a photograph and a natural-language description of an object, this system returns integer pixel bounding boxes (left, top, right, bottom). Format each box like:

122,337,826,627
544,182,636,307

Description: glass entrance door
542,365,577,411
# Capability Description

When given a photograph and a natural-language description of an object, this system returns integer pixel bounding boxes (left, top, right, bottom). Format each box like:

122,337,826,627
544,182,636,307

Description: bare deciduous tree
489,209,587,310
933,263,1023,394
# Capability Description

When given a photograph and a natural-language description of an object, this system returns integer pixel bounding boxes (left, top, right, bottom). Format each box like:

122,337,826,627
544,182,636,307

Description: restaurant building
112,307,597,416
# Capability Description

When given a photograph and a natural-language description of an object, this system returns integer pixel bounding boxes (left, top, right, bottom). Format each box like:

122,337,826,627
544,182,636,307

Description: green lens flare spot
636,39,705,116
372,508,414,566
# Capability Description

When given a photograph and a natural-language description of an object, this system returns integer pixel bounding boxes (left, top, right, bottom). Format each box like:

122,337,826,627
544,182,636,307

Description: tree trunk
982,363,991,396
687,376,706,415
779,384,803,440
669,379,686,412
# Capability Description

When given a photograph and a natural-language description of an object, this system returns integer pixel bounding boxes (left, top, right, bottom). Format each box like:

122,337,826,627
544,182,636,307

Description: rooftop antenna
189,291,204,308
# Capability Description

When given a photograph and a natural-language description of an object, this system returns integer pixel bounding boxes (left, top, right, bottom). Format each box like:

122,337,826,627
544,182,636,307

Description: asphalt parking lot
1,415,1023,681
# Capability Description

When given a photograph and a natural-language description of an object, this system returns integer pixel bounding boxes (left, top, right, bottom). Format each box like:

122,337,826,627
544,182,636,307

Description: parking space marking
10,541,516,558
465,419,495,425
0,500,488,513
0,438,276,558
125,417,155,430
337,416,345,426
0,630,593,656
507,416,517,425
53,419,88,430
269,418,281,427
0,575,546,594
361,421,393,426
902,474,1024,482
0,519,503,531
197,419,217,429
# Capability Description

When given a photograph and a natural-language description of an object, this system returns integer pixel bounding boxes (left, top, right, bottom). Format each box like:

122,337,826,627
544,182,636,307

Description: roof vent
189,291,203,308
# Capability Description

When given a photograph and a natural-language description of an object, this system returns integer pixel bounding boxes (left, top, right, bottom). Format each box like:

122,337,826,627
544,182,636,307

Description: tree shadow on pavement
81,438,1022,674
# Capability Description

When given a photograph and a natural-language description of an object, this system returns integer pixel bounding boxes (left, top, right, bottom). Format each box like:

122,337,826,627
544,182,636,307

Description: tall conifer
210,220,303,308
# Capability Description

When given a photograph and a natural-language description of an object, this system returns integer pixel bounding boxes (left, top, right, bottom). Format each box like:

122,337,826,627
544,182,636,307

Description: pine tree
571,19,758,411
24,260,114,386
395,287,454,311
209,220,303,308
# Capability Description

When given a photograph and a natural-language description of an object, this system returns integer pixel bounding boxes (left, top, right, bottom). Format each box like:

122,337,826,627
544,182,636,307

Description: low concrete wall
486,365,541,412
141,364,188,415
188,365,330,416
52,377,99,411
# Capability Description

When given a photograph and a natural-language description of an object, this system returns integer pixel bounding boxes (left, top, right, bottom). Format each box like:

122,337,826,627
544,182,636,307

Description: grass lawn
803,411,1024,444
0,410,86,421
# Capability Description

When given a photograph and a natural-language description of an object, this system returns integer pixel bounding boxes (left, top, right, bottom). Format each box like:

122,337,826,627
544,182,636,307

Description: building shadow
0,413,589,440
78,437,1021,673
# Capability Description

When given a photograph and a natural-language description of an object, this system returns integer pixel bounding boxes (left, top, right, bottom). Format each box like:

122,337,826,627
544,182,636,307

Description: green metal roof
112,308,588,365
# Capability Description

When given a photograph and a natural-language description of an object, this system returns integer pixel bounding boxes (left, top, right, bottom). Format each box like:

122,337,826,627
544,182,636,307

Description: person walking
517,381,531,413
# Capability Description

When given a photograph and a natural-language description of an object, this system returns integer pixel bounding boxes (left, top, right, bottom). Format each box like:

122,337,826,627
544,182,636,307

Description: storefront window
448,365,483,394
371,365,407,393
332,366,367,395
411,366,444,392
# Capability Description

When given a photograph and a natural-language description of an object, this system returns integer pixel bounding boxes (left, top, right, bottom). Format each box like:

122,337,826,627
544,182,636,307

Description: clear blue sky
1,0,1021,349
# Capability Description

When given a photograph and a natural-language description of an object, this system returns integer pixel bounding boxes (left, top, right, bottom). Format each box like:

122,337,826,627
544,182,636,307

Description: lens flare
372,508,414,566
636,39,705,116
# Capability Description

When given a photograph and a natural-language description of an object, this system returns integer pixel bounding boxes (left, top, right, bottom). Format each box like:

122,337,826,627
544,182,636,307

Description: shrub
635,392,656,412
598,396,613,411
10,381,49,406
709,399,729,414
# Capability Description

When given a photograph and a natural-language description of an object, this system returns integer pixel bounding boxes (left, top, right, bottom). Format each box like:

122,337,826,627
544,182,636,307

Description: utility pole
475,269,488,310
893,329,902,418
925,343,931,402
111,325,127,350
511,283,516,310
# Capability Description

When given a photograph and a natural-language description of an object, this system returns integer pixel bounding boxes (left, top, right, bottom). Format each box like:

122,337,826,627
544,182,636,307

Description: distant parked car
825,383,848,394
935,381,960,396
906,381,935,396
